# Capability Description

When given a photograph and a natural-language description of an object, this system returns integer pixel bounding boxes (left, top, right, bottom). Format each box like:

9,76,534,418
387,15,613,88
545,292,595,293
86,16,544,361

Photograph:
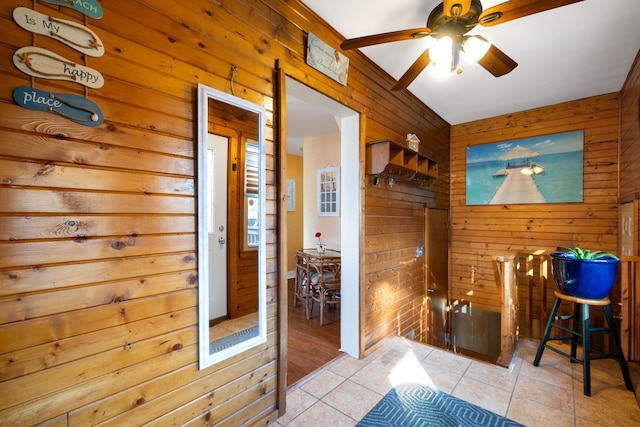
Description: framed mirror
197,83,267,369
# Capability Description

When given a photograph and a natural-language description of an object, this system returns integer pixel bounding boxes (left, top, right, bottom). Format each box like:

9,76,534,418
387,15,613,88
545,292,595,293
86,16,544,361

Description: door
207,133,228,320
619,201,635,359
425,208,449,349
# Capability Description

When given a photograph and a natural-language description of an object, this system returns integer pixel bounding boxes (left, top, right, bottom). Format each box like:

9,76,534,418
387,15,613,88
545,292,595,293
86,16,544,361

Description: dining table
294,248,341,325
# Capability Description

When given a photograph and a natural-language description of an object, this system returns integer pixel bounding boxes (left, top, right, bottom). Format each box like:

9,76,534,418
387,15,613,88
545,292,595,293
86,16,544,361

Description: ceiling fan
340,0,584,91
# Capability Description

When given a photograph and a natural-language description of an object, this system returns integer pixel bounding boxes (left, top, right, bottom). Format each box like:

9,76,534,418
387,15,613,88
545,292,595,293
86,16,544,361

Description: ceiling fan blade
391,50,432,91
341,28,431,50
479,0,584,27
477,44,518,77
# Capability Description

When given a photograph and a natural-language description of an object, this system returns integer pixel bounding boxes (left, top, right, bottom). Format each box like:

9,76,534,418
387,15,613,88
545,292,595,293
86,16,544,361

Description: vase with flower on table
315,232,326,254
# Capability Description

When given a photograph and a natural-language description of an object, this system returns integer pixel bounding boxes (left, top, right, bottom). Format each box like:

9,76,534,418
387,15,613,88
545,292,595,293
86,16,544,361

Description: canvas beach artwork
466,130,584,205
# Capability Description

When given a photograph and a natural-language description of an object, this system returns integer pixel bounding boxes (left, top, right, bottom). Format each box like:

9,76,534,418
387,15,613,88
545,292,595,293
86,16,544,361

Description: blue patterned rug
358,384,524,426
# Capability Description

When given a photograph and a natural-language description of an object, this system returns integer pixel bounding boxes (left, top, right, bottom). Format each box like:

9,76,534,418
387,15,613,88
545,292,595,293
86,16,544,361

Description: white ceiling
298,0,640,125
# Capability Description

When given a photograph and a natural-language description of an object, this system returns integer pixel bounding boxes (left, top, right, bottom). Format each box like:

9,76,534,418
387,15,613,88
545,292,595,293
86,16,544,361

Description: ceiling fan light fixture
432,61,454,78
429,36,453,66
461,35,491,63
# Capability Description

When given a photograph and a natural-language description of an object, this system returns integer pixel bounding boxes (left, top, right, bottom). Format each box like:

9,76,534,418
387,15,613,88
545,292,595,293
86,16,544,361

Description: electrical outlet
416,246,423,258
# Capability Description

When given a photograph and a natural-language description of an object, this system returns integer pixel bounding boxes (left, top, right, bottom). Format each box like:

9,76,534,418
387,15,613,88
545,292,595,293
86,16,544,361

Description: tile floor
209,313,258,341
276,336,640,426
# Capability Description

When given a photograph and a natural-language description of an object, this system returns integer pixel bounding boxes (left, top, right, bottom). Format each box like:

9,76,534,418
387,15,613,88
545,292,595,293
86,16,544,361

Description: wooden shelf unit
366,139,438,186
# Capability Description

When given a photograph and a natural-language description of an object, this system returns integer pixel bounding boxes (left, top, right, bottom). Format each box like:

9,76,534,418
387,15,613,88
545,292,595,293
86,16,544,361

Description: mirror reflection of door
197,84,266,369
206,98,260,353
207,133,229,320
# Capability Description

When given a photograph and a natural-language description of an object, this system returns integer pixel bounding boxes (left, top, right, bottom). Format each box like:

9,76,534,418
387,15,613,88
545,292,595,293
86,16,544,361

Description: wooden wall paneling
0,306,196,381
0,326,197,409
0,0,450,423
620,51,640,199
271,0,450,359
75,353,276,426
1,252,196,299
0,215,194,242
0,287,197,354
451,93,621,317
620,51,640,358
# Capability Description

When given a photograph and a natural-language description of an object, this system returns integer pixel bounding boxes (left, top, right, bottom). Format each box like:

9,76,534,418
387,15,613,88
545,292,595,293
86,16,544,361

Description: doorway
425,208,449,349
283,77,360,385
207,133,229,321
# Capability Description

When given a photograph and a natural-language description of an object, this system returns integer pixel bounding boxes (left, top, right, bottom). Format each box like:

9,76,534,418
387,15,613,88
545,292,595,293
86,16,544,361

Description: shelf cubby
366,139,438,186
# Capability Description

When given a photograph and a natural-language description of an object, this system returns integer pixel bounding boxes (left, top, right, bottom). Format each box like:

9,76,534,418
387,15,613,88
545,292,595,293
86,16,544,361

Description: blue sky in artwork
467,130,584,164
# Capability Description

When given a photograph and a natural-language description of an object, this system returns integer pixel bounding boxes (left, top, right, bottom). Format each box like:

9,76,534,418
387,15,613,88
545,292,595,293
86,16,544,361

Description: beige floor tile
322,380,384,421
348,359,394,395
285,401,356,427
507,394,575,427
451,376,512,416
376,343,418,369
279,336,639,426
404,337,435,361
575,357,631,389
422,347,472,375
328,355,367,379
301,370,346,399
278,388,318,425
513,372,574,412
464,359,520,392
419,364,462,394
574,383,640,426
519,355,574,389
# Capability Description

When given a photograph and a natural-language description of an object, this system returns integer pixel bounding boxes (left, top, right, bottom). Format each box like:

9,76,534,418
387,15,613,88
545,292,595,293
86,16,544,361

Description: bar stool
533,291,634,396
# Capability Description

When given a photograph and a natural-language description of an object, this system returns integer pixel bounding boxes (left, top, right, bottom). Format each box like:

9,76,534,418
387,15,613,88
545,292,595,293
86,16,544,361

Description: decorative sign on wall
466,130,584,205
287,179,295,211
40,0,103,19
10,2,106,127
306,32,349,86
13,46,105,89
13,7,105,57
13,86,104,127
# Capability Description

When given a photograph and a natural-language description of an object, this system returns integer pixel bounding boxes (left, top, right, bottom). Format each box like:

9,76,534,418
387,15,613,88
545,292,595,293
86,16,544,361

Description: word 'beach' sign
40,0,103,19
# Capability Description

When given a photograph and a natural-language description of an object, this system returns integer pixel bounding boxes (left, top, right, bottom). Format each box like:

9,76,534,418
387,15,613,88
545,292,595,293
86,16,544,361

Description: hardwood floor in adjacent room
287,279,342,386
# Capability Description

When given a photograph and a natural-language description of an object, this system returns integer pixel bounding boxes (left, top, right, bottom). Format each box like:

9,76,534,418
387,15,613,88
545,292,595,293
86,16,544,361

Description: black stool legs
533,292,634,396
602,303,634,392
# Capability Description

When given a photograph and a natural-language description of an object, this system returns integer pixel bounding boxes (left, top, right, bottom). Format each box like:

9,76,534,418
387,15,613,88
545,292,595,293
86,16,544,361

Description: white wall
303,132,341,250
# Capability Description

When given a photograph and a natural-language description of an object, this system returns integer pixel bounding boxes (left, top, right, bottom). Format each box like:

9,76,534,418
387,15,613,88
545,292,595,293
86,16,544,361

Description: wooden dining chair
293,249,319,320
310,257,341,326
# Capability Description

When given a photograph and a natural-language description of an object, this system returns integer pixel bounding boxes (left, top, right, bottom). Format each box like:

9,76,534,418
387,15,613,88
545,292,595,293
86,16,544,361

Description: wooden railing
621,256,640,361
493,254,519,367
495,252,640,362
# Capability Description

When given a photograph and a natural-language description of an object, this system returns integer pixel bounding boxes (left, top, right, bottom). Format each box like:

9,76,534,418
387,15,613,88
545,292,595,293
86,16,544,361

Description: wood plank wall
0,0,449,424
620,51,640,202
450,93,621,314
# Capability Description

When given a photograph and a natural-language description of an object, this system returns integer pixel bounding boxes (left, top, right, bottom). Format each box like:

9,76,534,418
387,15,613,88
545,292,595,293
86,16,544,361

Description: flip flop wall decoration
39,0,103,19
13,86,104,127
13,46,104,89
13,7,104,57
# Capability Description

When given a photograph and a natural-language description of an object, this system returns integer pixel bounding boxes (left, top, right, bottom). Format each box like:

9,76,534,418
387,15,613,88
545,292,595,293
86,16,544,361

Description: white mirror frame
197,83,267,369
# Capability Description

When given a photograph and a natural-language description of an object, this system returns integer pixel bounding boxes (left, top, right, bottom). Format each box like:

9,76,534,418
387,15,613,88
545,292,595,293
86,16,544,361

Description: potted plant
550,247,620,299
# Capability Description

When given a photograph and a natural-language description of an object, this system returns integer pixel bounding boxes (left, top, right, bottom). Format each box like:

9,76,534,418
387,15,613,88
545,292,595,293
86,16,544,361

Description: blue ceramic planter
550,252,619,300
